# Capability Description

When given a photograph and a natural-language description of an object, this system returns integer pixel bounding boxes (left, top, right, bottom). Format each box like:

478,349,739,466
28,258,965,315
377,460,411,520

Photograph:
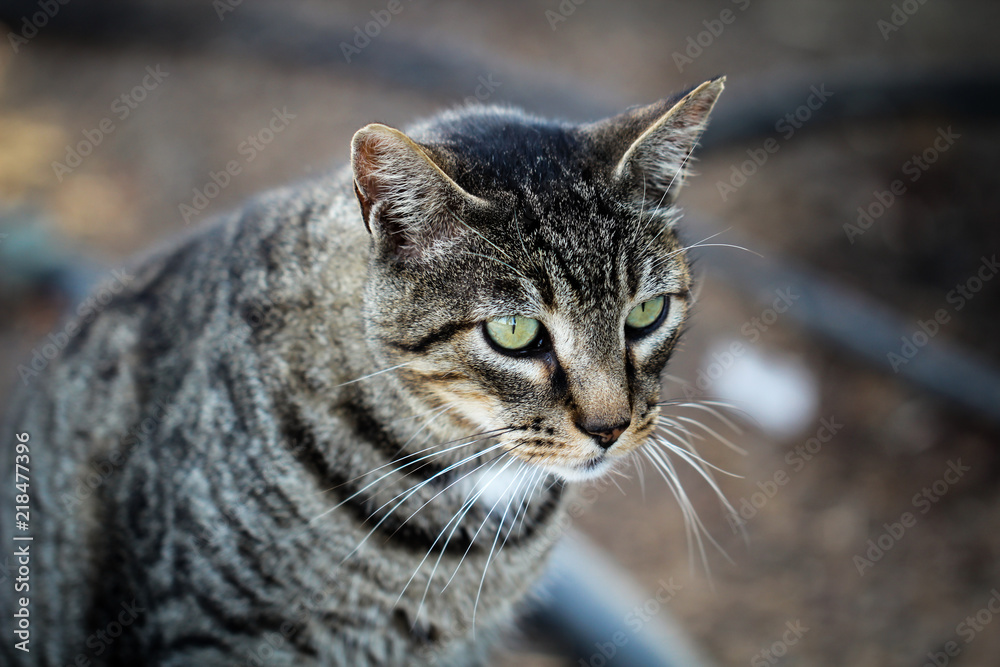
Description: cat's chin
545,455,616,482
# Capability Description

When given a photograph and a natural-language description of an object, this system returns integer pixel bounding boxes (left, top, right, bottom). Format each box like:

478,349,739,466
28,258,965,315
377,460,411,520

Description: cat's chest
284,466,564,644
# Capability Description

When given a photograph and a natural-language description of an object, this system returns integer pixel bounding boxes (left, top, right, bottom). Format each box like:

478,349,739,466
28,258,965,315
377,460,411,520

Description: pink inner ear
669,89,722,133
353,180,374,234
352,131,396,234
350,128,459,260
350,124,492,261
352,131,391,203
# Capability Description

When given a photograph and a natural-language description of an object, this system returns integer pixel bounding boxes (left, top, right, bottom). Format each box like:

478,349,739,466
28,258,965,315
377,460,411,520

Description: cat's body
2,78,724,666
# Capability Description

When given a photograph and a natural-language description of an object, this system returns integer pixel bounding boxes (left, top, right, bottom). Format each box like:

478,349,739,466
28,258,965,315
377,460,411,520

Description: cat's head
351,78,724,481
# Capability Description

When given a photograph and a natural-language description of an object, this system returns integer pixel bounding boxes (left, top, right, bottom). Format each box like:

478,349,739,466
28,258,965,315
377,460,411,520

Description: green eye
625,296,666,331
485,315,542,351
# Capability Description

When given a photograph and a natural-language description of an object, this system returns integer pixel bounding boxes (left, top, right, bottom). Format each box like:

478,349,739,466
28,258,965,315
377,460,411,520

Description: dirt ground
1,1,998,665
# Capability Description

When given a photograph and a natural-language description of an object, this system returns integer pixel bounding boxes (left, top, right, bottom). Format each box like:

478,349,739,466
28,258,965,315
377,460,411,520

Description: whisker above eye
446,207,526,277
657,242,765,264
642,225,721,265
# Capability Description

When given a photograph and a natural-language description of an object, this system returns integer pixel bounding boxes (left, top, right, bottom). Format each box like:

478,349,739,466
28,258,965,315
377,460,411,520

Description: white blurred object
704,339,819,439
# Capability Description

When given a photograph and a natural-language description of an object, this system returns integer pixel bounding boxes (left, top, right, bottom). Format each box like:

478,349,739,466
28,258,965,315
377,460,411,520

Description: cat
1,76,725,666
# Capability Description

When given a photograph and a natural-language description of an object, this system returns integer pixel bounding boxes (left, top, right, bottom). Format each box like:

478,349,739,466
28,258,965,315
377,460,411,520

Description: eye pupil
485,315,544,353
625,295,667,334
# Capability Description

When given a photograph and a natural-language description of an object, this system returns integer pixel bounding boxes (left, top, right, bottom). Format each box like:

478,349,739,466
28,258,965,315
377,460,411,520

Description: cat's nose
579,419,631,449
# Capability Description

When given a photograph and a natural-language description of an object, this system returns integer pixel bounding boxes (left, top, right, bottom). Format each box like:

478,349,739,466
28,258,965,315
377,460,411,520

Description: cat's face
353,79,723,481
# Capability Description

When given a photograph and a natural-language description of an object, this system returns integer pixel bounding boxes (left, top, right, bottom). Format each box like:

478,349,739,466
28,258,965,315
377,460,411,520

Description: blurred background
1,0,998,665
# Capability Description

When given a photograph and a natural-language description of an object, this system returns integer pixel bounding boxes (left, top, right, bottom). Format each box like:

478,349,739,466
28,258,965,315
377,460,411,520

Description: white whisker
632,452,647,501
643,446,706,579
397,452,515,621
310,429,510,516
442,457,529,593
671,415,747,455
668,400,746,435
335,361,413,388
472,462,530,629
656,422,742,478
510,465,544,542
390,400,458,424
651,435,739,563
335,441,508,562
419,455,522,603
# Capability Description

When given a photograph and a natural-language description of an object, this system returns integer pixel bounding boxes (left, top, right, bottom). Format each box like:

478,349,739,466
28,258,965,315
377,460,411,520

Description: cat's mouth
546,454,614,482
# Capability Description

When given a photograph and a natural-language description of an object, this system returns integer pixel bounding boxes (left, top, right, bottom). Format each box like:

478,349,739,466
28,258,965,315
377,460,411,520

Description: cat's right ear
351,123,487,261
584,77,725,216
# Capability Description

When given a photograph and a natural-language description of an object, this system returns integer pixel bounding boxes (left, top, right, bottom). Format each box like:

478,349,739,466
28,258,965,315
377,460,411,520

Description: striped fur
1,78,723,665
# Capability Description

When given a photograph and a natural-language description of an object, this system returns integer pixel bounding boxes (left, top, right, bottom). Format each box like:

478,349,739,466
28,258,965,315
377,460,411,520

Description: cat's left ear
586,76,725,212
351,123,489,261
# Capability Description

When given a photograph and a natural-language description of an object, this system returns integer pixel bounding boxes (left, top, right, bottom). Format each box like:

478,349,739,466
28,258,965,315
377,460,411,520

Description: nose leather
579,420,630,449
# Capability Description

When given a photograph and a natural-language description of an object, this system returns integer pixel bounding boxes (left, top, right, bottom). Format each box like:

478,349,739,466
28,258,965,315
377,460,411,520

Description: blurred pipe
1,1,998,127
685,218,1000,426
529,530,716,667
0,0,619,119
699,65,1000,151
9,0,997,425
5,1,1000,662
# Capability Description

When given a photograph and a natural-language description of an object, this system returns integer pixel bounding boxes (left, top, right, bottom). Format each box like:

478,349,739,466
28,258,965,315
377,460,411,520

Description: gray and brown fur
1,77,724,666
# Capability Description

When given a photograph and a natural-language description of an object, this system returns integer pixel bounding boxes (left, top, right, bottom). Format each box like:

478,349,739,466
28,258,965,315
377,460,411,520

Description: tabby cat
1,77,725,666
